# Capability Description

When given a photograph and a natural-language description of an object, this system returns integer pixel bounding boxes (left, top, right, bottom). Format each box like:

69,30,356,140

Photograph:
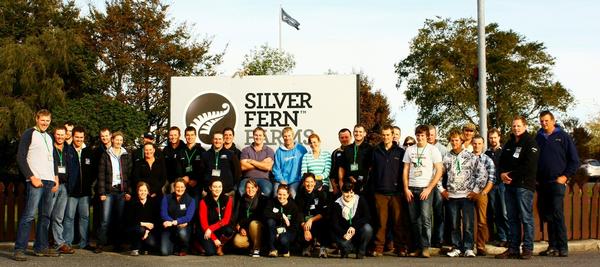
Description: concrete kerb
1,240,599,256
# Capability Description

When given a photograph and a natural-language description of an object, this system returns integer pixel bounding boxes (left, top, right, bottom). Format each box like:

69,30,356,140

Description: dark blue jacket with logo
369,142,405,195
535,126,579,183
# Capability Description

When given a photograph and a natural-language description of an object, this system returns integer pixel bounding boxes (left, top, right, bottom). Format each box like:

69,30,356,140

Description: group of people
12,109,579,262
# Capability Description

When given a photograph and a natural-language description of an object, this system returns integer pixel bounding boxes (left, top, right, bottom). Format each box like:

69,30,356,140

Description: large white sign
170,75,358,152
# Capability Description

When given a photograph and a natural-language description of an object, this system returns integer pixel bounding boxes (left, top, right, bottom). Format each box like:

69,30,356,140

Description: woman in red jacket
199,178,234,256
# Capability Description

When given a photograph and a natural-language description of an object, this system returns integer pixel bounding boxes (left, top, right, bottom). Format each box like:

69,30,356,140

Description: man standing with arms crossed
402,125,443,258
13,109,60,261
536,111,579,257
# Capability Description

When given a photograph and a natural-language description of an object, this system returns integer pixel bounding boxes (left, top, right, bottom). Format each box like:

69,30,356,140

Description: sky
75,0,600,140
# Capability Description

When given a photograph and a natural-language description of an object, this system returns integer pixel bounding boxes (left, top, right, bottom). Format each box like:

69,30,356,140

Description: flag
281,8,300,30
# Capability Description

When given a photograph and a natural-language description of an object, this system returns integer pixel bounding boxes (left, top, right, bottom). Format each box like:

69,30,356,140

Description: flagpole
279,5,282,50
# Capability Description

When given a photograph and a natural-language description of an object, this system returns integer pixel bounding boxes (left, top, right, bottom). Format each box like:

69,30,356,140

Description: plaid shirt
476,153,496,186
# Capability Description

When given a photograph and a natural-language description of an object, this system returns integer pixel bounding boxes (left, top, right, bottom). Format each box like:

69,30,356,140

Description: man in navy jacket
535,111,579,257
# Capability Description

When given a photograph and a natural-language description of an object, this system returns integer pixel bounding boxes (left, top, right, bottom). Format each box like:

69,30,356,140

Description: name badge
350,163,359,171
357,176,364,182
85,158,91,165
211,169,221,177
58,166,67,174
180,204,186,210
309,204,316,210
273,207,279,213
315,174,324,181
185,166,193,173
276,227,286,234
413,168,423,177
513,147,522,158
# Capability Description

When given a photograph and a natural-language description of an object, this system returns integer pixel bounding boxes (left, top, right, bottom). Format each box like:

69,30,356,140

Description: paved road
1,249,600,267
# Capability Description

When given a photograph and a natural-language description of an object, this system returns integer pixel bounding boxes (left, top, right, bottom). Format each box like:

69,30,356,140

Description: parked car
580,159,600,182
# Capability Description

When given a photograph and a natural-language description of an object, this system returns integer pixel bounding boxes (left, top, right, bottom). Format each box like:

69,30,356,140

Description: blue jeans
51,184,68,246
160,226,191,255
407,187,433,249
447,198,475,251
199,226,234,256
64,196,90,248
505,186,534,252
335,223,373,255
537,182,568,252
266,218,296,254
238,178,273,197
128,225,157,251
431,187,445,245
97,191,126,246
272,182,299,199
14,180,56,252
487,183,509,242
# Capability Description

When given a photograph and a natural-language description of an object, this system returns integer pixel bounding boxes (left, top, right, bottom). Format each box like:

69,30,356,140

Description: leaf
190,103,231,136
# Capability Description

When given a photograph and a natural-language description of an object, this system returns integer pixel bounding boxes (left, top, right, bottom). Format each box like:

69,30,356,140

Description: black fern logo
185,93,236,147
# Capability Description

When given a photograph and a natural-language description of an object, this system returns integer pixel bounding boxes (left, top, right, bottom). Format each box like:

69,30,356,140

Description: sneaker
130,250,139,256
559,250,568,257
464,250,476,257
268,249,278,257
519,249,532,260
94,246,103,254
371,249,383,257
476,249,487,256
177,251,187,256
282,252,290,257
447,248,461,257
539,248,559,256
13,251,26,261
421,248,430,258
251,249,261,257
34,248,60,257
319,247,328,258
495,249,519,259
216,246,224,256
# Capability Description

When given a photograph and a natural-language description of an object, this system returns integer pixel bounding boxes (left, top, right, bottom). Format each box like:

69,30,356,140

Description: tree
239,44,296,75
587,113,600,159
395,17,574,135
88,0,223,143
52,94,147,148
0,0,95,141
562,117,592,160
358,74,393,144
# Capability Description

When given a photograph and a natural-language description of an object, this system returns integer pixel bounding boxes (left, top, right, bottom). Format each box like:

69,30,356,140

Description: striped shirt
476,153,496,186
301,150,332,188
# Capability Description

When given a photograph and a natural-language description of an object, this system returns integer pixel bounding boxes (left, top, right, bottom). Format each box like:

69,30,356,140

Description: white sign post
170,75,358,152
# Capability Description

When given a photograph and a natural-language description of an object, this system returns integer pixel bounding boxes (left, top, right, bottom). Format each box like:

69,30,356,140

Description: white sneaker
447,248,461,257
464,250,476,257
251,249,260,257
130,250,139,256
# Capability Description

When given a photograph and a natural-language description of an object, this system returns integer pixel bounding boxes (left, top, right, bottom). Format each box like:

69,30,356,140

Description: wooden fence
1,181,599,242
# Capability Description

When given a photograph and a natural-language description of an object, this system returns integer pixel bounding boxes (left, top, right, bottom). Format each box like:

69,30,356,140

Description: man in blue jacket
535,111,579,257
272,126,307,199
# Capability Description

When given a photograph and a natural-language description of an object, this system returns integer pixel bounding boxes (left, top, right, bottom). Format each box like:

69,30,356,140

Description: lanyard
246,197,255,218
454,155,462,174
36,128,52,156
353,144,358,164
55,147,64,166
415,145,425,167
185,149,197,165
348,202,355,225
217,199,222,220
214,150,220,168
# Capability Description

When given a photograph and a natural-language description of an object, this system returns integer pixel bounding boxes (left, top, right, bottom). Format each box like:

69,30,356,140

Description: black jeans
537,182,568,252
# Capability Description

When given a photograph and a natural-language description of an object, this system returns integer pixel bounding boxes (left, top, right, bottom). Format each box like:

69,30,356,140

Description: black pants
537,182,568,252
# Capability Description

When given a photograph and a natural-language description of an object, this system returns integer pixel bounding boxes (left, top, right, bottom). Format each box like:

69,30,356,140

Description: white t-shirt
27,130,55,181
402,143,443,188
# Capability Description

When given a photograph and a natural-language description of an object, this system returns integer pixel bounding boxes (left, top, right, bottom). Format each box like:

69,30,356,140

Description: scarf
336,195,359,221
